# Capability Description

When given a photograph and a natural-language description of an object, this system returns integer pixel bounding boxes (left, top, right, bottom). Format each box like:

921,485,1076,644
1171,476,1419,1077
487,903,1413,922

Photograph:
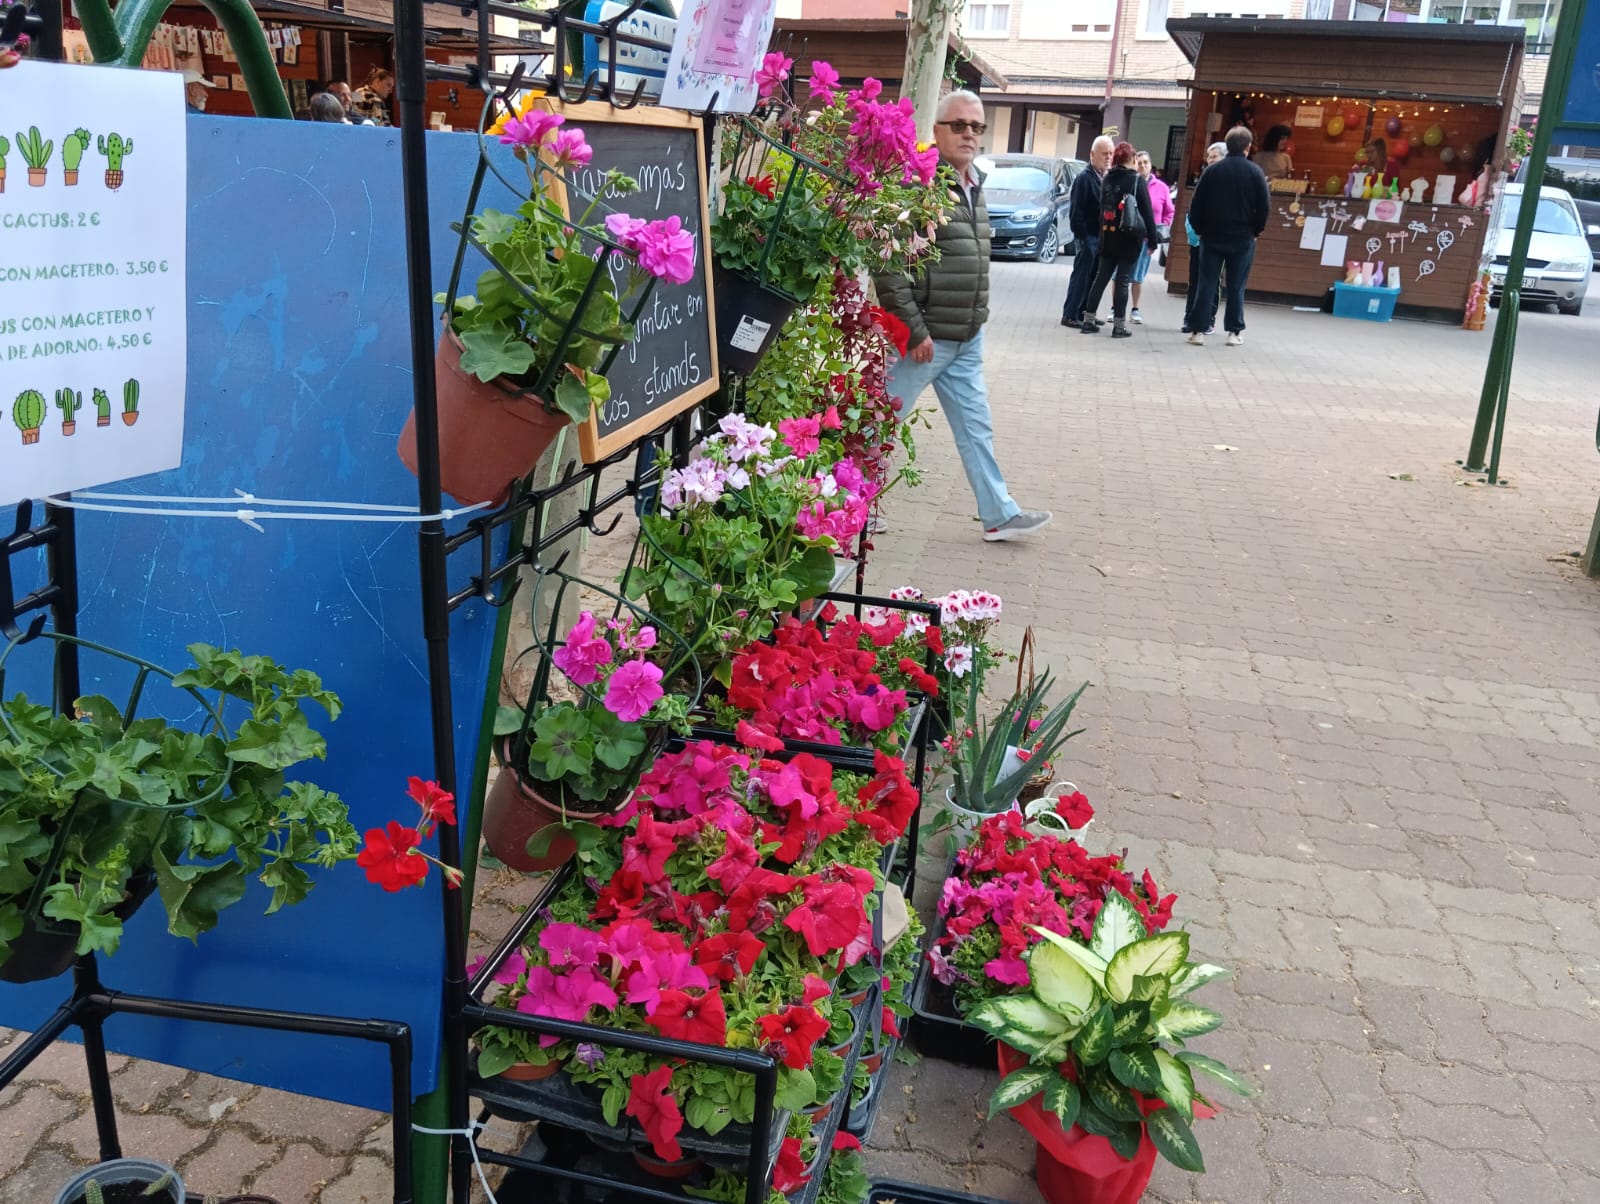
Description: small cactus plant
56,386,82,434
122,378,140,426
0,134,9,193
13,389,45,444
98,131,131,190
93,386,111,426
16,125,51,186
61,126,90,185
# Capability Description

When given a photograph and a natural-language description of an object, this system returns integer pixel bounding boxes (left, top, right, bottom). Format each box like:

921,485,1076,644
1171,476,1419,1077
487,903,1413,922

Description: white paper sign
0,61,187,506
660,0,779,114
1320,233,1350,268
1299,216,1327,251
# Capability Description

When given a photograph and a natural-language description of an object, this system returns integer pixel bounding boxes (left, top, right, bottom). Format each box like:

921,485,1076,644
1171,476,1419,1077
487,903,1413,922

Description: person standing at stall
1254,125,1296,180
1182,141,1227,336
874,90,1052,544
1129,149,1174,325
1186,127,1269,348
1060,136,1114,328
352,68,394,126
1078,142,1161,339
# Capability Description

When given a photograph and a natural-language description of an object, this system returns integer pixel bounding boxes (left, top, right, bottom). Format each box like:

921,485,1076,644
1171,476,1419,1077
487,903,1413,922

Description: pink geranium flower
633,216,698,285
605,659,664,722
755,52,792,99
499,110,564,149
778,416,821,457
807,60,840,106
548,127,592,169
552,611,613,686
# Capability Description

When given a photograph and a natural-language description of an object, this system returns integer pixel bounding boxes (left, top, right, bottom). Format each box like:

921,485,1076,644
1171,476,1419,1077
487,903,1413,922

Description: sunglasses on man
936,120,987,135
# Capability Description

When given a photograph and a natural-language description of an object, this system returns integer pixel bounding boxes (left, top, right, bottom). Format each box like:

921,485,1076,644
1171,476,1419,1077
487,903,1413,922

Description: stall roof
772,18,1009,91
1166,16,1525,66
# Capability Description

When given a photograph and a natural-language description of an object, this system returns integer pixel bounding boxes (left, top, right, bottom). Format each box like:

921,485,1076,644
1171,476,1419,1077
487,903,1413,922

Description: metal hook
563,69,600,105
612,78,648,110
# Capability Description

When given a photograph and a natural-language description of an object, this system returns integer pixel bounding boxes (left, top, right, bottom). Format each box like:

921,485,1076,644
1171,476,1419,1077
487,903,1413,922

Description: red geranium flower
626,1065,684,1162
756,1004,830,1069
747,174,776,200
648,987,728,1046
358,822,428,891
868,306,911,356
406,776,457,826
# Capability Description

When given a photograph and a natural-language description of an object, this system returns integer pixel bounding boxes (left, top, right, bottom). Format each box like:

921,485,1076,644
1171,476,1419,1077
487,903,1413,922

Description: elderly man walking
873,90,1052,543
1185,126,1270,347
1061,135,1114,327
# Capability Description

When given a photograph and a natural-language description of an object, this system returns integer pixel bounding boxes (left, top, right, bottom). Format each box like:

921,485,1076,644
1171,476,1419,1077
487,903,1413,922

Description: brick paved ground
2,259,1596,1203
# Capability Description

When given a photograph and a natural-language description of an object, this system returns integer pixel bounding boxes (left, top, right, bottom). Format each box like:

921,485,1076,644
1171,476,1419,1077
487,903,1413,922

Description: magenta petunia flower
604,659,664,722
499,110,565,149
755,52,793,99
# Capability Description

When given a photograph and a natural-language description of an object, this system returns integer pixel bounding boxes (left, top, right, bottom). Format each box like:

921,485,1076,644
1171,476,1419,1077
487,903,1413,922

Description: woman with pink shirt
1130,150,1175,324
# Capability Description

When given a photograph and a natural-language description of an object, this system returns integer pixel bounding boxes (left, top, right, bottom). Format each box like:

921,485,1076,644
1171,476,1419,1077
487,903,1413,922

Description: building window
1021,0,1115,38
1142,0,1171,36
963,2,1012,38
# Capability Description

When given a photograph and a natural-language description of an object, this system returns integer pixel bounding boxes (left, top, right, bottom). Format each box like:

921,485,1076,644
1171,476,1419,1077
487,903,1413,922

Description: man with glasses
1061,135,1115,328
873,90,1052,544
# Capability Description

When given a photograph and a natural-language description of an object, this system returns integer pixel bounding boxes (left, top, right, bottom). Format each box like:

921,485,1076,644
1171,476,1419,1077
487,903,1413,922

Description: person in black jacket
1185,126,1270,347
1060,136,1114,327
1079,142,1161,339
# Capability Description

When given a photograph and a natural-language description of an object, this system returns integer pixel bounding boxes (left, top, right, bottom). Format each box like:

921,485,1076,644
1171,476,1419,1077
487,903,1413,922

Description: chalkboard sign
538,99,720,462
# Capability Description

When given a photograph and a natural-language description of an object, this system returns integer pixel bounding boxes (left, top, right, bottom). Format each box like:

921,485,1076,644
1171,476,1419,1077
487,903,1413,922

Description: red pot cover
997,1043,1216,1204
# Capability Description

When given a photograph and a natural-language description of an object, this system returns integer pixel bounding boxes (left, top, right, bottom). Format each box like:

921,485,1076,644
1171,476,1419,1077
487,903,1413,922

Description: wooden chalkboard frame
533,97,720,463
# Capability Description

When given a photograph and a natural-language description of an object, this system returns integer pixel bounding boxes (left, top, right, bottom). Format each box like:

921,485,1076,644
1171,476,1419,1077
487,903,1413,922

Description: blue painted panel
0,117,521,1111
1554,0,1600,146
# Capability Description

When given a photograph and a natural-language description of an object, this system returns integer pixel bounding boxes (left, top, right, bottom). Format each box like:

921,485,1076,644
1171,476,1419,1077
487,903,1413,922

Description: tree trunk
900,0,961,142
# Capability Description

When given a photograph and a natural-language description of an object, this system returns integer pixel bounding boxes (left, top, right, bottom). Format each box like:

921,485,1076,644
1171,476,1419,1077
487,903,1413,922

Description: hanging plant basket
0,870,157,985
712,261,801,377
397,325,573,509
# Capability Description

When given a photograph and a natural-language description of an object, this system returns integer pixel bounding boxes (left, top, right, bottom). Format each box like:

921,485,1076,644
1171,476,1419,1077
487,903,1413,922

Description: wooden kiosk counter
1164,18,1524,320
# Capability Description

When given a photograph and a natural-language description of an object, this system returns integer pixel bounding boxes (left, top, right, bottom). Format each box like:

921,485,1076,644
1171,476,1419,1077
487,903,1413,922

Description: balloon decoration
1423,124,1445,147
1392,137,1411,160
1440,146,1457,164
1385,116,1403,136
1326,175,1344,195
1326,115,1346,137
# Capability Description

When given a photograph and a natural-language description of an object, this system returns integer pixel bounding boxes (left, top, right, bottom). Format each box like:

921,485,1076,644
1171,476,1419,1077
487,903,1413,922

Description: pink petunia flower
755,52,793,99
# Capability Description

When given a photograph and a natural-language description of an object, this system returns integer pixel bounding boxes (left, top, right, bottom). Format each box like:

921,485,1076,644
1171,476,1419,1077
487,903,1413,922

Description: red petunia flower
358,822,428,891
772,1136,809,1194
833,1131,862,1153
694,931,766,983
626,1065,684,1162
756,1004,830,1069
1053,790,1094,830
648,987,728,1046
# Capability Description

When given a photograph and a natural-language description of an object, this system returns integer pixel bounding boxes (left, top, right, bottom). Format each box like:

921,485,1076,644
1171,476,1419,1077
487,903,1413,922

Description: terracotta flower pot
632,1149,703,1180
498,1059,561,1082
121,412,138,426
27,167,46,187
480,763,581,874
397,326,571,508
857,1049,885,1075
64,170,79,186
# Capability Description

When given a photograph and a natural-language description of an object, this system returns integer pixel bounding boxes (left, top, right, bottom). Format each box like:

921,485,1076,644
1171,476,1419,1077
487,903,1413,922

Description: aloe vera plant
16,125,51,183
967,895,1256,1174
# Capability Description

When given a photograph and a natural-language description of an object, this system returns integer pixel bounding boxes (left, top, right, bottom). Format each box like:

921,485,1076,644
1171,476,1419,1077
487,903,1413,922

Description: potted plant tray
867,1182,1014,1204
908,885,995,1069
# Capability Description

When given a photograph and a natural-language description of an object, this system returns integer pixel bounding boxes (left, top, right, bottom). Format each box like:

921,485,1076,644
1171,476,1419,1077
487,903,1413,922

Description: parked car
1488,183,1591,315
1516,155,1600,267
977,154,1084,264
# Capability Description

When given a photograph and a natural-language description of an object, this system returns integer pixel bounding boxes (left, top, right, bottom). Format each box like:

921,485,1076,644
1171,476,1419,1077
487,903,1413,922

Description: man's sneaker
983,509,1053,542
1062,317,1081,328
1226,331,1244,347
1130,308,1143,324
865,514,889,535
1187,331,1205,346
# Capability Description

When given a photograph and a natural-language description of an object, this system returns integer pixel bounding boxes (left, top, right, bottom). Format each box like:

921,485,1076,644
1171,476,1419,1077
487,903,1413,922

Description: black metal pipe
43,500,81,710
0,997,90,1091
392,0,473,1200
73,958,124,1161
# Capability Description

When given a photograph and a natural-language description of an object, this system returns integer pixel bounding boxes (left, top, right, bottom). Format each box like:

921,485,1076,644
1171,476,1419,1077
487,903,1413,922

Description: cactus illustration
98,132,132,191
16,126,52,186
13,390,46,445
56,387,82,435
93,386,112,426
61,127,90,185
0,134,9,194
122,378,140,426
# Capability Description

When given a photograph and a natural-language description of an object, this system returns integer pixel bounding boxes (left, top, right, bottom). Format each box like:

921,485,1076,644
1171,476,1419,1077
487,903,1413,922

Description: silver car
1489,184,1591,315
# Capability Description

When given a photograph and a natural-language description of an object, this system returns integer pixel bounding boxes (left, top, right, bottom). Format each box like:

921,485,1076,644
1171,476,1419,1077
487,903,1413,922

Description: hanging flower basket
0,870,157,985
712,261,801,377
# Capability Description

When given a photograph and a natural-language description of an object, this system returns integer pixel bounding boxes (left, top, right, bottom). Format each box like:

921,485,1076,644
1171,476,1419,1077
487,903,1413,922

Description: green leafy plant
93,387,111,425
967,895,1255,1173
16,124,51,170
0,134,10,181
61,127,90,174
123,378,140,414
0,642,359,971
946,666,1088,818
13,389,45,441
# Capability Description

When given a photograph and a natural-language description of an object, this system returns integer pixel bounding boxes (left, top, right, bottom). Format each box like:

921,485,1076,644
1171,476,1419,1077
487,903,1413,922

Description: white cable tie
235,509,265,534
44,496,491,526
412,1120,498,1204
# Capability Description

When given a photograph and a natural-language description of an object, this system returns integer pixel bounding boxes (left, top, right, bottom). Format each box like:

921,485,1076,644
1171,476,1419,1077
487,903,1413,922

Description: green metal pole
1464,0,1586,475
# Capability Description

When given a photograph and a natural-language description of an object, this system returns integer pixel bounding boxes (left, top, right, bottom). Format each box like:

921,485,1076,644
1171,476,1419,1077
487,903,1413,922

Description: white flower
944,645,974,677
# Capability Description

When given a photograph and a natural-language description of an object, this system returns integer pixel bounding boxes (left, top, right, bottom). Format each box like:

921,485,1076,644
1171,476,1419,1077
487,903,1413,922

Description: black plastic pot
868,1179,1014,1204
1,871,159,985
908,896,996,1070
53,1158,184,1204
713,263,800,377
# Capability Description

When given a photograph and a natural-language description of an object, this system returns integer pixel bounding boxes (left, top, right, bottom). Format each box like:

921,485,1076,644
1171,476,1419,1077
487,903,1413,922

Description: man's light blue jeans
885,330,1018,530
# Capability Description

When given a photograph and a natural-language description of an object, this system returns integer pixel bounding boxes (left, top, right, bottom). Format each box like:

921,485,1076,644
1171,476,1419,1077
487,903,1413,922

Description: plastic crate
1331,281,1401,322
868,1180,1014,1204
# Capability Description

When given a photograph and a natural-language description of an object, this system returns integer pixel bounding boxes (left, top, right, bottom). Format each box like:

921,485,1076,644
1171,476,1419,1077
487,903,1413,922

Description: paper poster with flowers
659,0,779,114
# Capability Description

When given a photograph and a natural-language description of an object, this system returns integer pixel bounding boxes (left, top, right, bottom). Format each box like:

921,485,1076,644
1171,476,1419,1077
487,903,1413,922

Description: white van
1488,184,1592,316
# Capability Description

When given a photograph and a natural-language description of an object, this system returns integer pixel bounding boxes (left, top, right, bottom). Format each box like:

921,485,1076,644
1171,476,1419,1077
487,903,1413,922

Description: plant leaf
1029,939,1097,1024
988,1068,1051,1118
1085,1068,1144,1122
475,1044,517,1079
1042,1075,1081,1130
1153,1048,1196,1119
1090,891,1144,961
968,997,1074,1058
1104,932,1190,1003
1030,925,1108,985
1177,1051,1258,1097
1072,1003,1114,1066
1147,1107,1206,1172
1109,1047,1162,1094
1172,962,1231,998
1156,1003,1225,1041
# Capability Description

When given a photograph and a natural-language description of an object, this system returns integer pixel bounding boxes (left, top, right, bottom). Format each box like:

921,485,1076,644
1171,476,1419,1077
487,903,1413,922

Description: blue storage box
1332,281,1401,322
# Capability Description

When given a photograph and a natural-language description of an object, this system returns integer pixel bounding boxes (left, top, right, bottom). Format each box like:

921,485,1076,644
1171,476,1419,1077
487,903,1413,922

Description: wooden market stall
1164,18,1524,321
